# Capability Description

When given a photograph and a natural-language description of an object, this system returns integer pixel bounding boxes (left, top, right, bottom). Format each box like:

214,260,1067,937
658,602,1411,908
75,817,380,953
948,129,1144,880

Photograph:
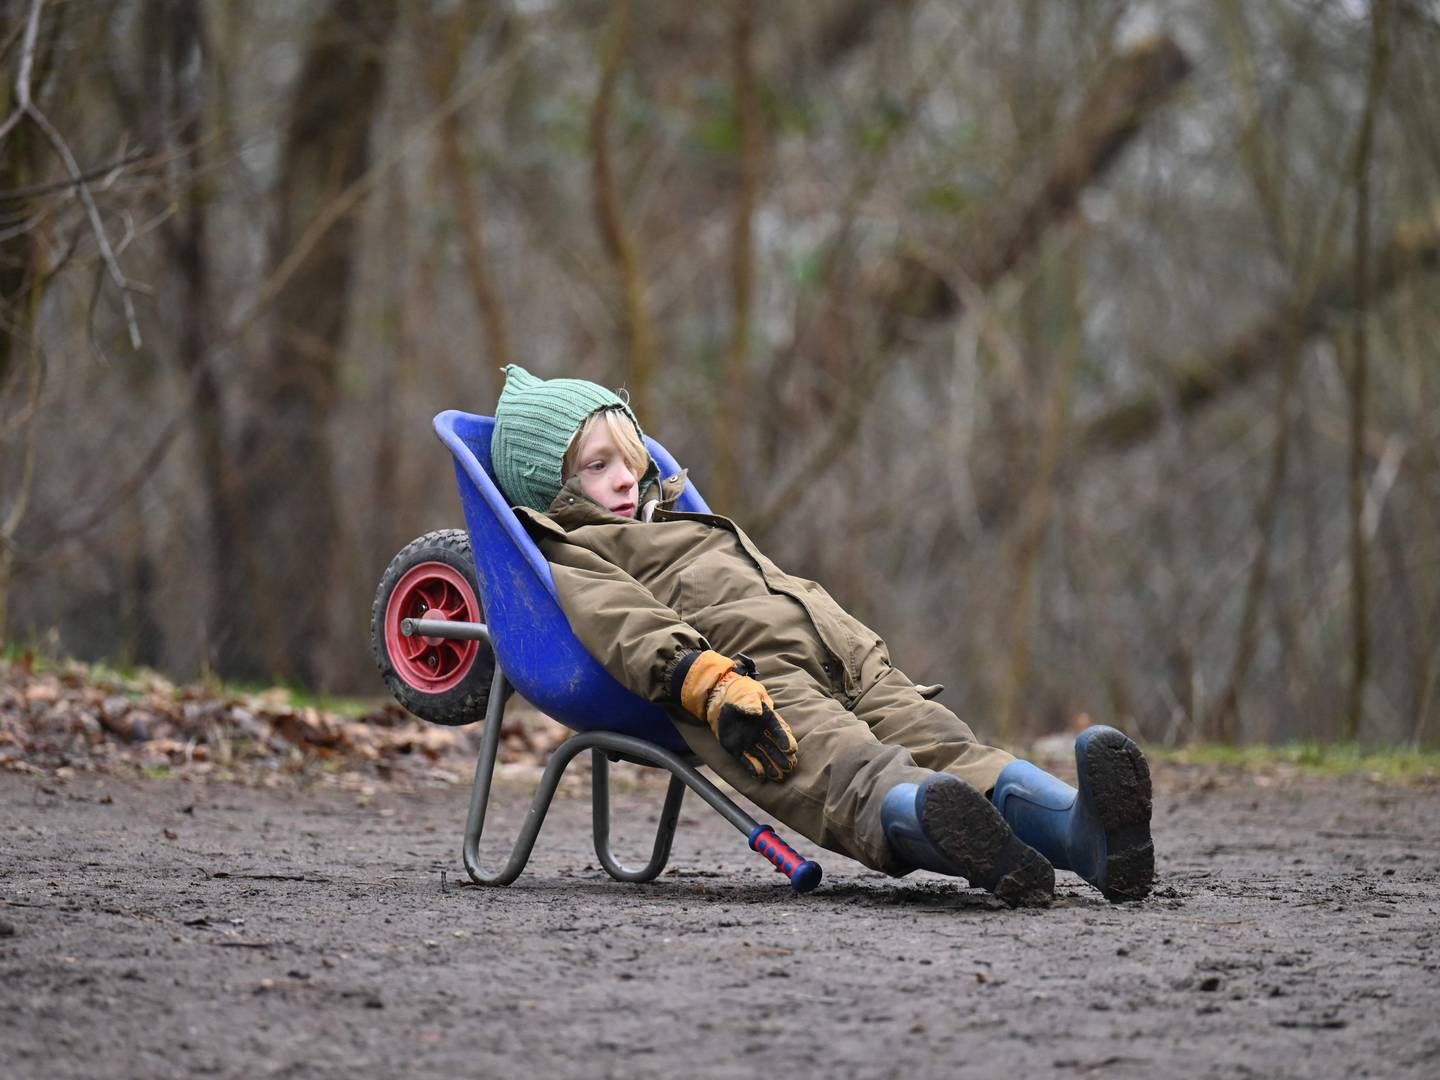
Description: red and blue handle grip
748,825,823,893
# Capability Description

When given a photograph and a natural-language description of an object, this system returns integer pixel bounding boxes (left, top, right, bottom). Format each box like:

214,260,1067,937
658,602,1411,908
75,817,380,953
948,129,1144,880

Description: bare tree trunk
999,251,1081,743
1406,290,1440,748
418,3,511,391
1344,0,1390,742
0,0,65,390
589,0,656,417
226,0,399,686
712,0,760,515
0,0,66,640
1207,356,1297,743
140,0,249,674
369,168,406,585
0,275,45,642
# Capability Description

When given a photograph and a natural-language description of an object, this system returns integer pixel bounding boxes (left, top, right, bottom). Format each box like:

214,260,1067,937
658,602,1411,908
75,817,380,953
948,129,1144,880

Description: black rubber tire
370,529,495,726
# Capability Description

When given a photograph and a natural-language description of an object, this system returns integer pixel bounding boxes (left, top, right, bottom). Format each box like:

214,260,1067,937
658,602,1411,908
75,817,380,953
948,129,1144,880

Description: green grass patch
1160,742,1440,781
2,641,58,671
195,675,384,718
178,668,381,717
5,645,161,688
283,687,386,719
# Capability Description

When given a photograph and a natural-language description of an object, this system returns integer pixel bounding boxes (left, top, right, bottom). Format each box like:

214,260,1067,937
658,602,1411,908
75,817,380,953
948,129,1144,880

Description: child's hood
490,363,658,511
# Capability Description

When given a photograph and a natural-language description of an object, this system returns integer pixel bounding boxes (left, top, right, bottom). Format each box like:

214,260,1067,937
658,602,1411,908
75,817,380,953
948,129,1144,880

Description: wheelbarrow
370,410,821,893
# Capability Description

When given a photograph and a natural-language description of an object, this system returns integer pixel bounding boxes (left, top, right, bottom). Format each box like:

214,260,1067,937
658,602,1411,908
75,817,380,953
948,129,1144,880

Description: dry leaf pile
0,656,569,787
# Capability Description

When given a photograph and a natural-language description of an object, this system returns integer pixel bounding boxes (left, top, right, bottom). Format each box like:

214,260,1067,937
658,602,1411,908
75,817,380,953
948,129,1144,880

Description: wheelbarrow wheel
371,529,495,726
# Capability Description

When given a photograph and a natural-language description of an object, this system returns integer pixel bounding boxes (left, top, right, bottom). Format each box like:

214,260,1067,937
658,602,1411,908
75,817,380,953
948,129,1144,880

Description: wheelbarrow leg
591,750,687,883
410,594,822,891
458,660,821,892
581,735,824,894
462,666,590,886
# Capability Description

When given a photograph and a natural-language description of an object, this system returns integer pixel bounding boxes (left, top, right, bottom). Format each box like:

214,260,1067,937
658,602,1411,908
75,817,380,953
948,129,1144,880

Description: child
492,364,1153,906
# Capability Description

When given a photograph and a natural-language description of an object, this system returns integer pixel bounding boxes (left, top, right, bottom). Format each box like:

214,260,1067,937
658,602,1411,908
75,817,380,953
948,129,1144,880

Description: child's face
571,421,640,518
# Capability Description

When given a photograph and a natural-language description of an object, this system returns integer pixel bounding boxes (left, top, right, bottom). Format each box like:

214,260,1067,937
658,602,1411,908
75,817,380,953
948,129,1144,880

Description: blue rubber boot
990,726,1154,902
881,773,1053,907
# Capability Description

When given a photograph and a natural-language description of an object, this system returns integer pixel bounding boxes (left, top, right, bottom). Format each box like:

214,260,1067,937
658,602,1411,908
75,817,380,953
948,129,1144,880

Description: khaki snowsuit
515,472,1014,873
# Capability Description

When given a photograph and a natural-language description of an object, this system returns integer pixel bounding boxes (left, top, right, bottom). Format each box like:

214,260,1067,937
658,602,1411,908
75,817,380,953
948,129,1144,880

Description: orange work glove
676,650,798,781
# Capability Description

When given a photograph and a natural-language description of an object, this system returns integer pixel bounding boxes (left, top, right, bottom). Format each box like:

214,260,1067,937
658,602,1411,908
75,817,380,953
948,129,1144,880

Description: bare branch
754,14,969,531
757,35,1192,537
890,35,1192,325
40,411,184,547
4,337,232,576
27,103,146,348
0,147,148,201
2,0,146,349
0,0,44,145
227,34,531,340
711,0,761,514
814,0,915,70
1078,206,1440,459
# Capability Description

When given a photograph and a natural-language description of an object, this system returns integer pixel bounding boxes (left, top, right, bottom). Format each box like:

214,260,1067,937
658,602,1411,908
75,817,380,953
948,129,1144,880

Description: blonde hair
563,408,649,480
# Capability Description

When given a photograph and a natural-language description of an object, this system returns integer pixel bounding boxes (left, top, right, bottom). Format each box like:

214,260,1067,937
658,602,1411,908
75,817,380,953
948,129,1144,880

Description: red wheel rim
383,561,482,693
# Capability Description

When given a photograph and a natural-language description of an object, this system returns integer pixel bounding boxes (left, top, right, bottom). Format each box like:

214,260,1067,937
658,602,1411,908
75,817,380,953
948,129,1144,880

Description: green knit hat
490,363,656,511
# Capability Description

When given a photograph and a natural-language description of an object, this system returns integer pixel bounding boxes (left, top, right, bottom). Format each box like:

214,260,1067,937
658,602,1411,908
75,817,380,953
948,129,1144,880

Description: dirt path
2,766,1437,1079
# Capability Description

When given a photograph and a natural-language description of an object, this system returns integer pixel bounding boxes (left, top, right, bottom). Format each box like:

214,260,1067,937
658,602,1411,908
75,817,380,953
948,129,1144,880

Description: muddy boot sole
918,775,1054,908
1079,728,1155,902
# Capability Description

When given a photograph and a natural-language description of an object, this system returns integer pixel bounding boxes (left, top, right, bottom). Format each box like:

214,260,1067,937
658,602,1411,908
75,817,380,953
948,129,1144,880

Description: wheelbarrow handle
748,825,822,894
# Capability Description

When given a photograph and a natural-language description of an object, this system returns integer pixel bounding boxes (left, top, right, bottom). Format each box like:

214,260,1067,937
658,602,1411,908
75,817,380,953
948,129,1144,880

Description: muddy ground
2,763,1437,1079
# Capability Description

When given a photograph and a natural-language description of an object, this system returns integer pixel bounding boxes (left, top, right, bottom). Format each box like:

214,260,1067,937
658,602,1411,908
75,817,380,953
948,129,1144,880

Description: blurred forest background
2,0,1438,748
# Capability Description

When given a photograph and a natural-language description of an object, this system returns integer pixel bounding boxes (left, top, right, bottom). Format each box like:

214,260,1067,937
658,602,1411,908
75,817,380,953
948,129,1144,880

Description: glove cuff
676,650,736,719
668,650,702,706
